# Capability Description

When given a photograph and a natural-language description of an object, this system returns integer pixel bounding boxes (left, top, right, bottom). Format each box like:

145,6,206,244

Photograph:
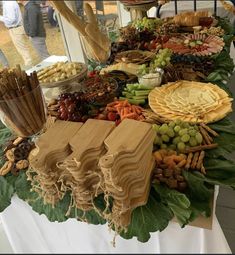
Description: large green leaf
183,171,213,217
153,184,192,227
120,192,173,242
204,158,235,186
0,127,13,167
15,172,69,222
209,117,235,134
68,195,107,225
183,171,213,201
216,16,235,35
207,50,235,84
205,132,235,158
29,194,70,222
0,176,14,212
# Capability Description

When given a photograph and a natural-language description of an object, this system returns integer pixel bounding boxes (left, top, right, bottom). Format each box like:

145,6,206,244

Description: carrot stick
107,101,119,107
132,105,142,115
122,100,129,107
124,107,130,116
124,113,137,119
120,108,125,117
106,106,116,112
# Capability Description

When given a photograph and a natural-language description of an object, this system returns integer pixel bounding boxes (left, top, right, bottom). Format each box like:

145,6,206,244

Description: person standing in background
0,49,9,67
0,0,33,68
20,0,50,61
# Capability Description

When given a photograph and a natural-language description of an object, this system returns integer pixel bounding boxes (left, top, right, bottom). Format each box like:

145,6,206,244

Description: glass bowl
138,68,164,89
0,85,47,137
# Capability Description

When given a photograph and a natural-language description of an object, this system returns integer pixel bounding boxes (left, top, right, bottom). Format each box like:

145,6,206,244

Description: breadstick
191,152,200,169
185,152,193,169
196,151,205,170
200,123,219,137
201,164,206,175
186,143,218,153
199,126,212,145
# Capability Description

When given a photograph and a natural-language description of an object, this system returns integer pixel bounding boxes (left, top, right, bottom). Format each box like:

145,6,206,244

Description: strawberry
107,112,118,121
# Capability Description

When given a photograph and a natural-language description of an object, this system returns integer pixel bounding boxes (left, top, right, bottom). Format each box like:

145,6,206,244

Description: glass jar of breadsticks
0,67,47,137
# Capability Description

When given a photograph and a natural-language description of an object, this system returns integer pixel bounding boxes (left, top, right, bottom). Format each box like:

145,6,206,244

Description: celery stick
127,84,139,91
119,97,145,105
122,92,134,98
134,90,151,96
132,95,147,100
138,84,153,90
127,98,145,105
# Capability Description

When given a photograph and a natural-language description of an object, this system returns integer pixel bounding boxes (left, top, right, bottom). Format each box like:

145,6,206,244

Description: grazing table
0,32,233,255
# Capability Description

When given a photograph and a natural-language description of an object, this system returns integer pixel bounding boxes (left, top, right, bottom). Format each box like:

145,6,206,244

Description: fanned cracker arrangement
148,80,233,123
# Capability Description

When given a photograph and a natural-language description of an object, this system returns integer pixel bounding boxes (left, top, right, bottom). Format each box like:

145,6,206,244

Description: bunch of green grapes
132,17,163,31
152,120,203,152
150,49,172,70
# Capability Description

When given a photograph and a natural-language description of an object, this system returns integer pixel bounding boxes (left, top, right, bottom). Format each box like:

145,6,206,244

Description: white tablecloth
0,194,231,254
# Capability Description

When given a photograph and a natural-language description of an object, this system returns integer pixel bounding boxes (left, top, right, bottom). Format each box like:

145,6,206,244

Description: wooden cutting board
99,130,154,169
30,120,83,169
67,119,115,160
104,119,152,155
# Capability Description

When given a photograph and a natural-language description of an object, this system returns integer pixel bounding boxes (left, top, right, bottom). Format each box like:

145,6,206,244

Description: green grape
181,134,190,143
175,119,182,125
162,134,170,143
159,124,169,135
177,142,186,151
166,57,171,62
161,143,168,149
169,144,177,150
188,127,195,131
194,125,199,131
181,122,190,128
195,132,203,144
173,136,181,145
189,137,197,147
188,129,197,137
167,128,175,138
178,128,188,136
168,121,176,128
152,124,160,132
174,125,181,133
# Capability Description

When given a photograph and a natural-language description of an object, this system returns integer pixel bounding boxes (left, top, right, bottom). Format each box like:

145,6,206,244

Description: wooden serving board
99,128,154,168
67,119,115,160
30,120,83,169
101,147,153,185
104,119,152,154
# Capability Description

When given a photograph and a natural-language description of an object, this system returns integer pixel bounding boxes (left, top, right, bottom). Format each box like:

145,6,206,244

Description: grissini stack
0,66,46,137
50,1,110,63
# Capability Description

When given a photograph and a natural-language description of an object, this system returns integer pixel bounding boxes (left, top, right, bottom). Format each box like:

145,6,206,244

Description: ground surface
0,1,117,68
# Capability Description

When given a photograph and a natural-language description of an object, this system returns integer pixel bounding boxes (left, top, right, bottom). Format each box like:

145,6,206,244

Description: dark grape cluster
171,54,202,64
58,92,89,122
